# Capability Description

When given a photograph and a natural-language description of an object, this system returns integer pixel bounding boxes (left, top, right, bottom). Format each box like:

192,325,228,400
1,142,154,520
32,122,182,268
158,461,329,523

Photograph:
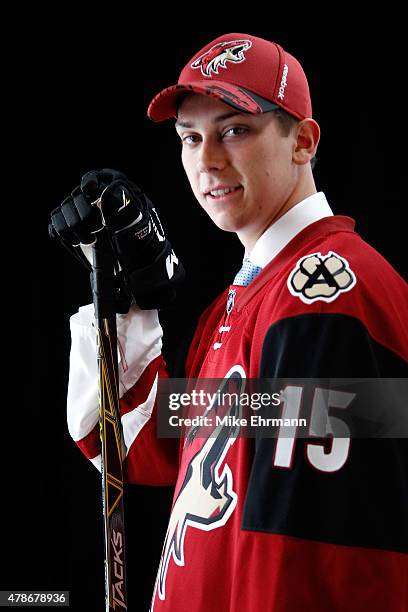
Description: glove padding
49,169,185,310
99,177,185,309
49,169,127,246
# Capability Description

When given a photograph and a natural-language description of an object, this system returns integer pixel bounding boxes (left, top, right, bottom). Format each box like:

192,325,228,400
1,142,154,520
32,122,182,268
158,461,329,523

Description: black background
9,10,405,612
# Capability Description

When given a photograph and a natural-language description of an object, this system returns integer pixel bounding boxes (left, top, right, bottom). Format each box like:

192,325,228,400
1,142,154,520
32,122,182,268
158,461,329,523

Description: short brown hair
273,108,299,137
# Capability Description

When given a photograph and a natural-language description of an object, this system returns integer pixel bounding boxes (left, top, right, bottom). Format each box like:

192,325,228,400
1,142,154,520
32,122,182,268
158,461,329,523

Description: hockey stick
92,228,128,611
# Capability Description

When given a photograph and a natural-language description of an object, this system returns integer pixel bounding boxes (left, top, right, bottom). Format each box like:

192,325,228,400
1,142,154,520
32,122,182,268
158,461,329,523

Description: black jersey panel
242,313,408,553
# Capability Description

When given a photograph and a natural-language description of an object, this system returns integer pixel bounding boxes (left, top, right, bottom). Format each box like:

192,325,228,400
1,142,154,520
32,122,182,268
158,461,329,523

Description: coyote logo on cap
191,39,252,77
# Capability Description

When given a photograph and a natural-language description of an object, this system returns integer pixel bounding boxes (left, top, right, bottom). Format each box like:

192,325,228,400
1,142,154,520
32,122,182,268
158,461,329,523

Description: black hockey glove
49,168,185,310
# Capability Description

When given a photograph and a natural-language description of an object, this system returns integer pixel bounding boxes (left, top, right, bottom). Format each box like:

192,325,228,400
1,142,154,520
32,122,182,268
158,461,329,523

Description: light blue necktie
233,257,263,286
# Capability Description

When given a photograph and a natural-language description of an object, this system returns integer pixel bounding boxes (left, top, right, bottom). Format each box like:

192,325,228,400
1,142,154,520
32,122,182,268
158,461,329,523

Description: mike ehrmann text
168,414,307,428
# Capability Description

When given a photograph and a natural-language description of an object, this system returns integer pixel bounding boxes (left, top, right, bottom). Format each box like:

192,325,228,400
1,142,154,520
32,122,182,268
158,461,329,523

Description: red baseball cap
147,33,312,122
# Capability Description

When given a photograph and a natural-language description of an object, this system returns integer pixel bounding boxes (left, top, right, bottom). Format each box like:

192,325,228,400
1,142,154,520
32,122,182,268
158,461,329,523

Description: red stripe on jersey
120,354,168,416
76,425,100,460
234,531,408,612
75,355,169,462
121,355,179,485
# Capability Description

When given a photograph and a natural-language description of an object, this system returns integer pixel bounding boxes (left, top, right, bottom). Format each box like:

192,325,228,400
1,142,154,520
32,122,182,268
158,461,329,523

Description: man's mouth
205,185,242,199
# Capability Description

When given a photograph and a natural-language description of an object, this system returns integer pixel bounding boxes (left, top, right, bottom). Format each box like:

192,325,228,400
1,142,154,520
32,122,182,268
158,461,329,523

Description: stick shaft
97,318,127,611
93,231,128,611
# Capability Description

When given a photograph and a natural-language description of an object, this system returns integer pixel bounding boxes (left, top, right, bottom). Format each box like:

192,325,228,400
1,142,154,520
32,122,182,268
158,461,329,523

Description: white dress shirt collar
246,191,333,268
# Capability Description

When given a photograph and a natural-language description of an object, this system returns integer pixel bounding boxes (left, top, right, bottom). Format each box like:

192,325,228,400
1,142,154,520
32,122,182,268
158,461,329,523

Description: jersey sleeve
67,303,179,486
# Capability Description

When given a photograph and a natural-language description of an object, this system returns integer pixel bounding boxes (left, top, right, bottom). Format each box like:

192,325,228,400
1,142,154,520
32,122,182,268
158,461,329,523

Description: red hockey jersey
68,214,408,611
148,215,408,612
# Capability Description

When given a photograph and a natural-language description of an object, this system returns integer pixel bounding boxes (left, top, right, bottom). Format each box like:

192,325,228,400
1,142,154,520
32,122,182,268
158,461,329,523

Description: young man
55,33,408,611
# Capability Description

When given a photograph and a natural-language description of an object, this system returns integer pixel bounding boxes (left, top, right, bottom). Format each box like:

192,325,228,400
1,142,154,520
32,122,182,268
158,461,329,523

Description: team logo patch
191,39,252,77
287,251,356,304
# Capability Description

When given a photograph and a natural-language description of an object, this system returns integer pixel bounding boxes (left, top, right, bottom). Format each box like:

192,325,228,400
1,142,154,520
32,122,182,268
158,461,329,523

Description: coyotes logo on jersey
152,367,246,607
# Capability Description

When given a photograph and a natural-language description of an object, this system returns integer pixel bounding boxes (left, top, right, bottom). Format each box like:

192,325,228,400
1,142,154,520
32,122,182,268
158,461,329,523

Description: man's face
175,93,299,250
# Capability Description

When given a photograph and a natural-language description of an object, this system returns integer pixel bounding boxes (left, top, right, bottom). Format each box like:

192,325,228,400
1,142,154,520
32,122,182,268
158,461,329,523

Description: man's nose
197,139,228,173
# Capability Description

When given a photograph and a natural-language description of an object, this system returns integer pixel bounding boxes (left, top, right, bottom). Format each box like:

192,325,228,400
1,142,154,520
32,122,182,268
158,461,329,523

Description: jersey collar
235,214,356,312
246,192,334,269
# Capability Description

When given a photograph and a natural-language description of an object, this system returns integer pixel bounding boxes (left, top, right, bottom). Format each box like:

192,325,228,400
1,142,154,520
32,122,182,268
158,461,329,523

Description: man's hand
49,169,127,246
49,169,185,310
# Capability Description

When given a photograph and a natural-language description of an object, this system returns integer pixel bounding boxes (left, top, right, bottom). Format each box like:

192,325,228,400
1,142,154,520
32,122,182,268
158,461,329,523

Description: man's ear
293,119,320,165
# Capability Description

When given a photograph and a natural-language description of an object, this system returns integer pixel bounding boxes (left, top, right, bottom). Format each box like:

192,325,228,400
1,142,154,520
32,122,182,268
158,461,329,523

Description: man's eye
223,127,248,138
181,134,200,145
